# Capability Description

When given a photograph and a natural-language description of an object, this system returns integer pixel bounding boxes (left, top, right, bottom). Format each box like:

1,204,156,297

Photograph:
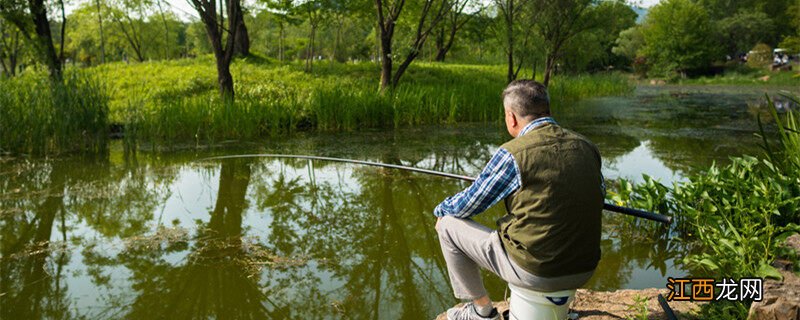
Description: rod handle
603,202,673,225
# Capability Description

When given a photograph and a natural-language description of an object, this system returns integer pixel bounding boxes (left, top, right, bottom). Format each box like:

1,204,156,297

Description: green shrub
746,43,773,69
607,94,800,319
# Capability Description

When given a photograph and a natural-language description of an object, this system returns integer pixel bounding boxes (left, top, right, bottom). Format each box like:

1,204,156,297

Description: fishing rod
199,154,673,225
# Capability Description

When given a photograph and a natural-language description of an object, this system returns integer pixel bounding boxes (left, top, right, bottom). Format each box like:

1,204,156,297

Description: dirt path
435,288,700,320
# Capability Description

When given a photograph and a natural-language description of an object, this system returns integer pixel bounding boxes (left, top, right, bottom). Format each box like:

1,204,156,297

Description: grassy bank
0,72,108,155
1,56,633,153
666,65,800,87
99,57,633,144
607,95,800,318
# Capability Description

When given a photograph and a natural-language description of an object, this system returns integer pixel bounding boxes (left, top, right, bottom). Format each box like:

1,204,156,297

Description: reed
0,71,108,155
2,58,633,150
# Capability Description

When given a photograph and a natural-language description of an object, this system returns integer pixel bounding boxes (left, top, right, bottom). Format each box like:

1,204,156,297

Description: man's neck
517,116,556,137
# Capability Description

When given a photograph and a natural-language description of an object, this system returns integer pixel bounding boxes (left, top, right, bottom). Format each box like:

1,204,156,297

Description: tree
717,11,775,57
374,0,450,91
108,0,150,62
154,0,172,59
612,26,643,61
492,0,528,83
188,0,243,99
298,0,329,72
696,0,794,47
0,16,23,76
0,0,63,81
263,0,300,62
641,0,719,76
434,0,479,62
232,2,249,56
95,0,107,63
555,1,636,73
531,0,599,86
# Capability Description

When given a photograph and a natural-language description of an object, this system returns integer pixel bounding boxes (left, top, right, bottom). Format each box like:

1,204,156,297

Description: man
434,80,604,320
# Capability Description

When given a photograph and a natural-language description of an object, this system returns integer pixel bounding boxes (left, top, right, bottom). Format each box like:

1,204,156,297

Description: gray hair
502,80,550,120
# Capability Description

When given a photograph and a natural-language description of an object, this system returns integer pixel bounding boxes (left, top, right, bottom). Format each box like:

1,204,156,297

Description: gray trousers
436,216,594,300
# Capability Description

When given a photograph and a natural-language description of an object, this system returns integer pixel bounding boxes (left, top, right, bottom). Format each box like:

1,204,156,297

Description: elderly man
435,80,604,320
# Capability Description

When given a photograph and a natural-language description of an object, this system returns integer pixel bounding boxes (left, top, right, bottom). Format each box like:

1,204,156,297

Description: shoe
446,302,501,320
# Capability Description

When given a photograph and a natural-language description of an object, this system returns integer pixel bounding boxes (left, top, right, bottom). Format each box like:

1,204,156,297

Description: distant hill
633,6,648,23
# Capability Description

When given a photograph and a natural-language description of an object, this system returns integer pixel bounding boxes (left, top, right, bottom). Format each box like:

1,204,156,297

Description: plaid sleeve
433,148,521,219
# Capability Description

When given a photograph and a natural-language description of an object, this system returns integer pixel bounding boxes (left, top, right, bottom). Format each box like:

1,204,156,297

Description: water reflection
0,87,786,318
0,152,687,319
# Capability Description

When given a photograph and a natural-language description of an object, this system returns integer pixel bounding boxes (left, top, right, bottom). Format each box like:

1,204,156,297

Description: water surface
1,86,792,319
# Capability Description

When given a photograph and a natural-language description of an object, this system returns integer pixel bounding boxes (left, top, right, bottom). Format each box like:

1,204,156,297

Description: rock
434,288,700,320
749,235,800,320
747,270,800,320
571,288,699,320
759,75,771,82
649,79,666,85
785,234,800,253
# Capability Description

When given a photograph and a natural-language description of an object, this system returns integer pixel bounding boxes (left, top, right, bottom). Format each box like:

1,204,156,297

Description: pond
0,85,794,319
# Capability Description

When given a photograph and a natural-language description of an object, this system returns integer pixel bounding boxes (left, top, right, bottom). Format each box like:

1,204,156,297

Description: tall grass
96,59,633,147
607,95,800,319
549,73,635,101
0,72,108,155
2,58,633,150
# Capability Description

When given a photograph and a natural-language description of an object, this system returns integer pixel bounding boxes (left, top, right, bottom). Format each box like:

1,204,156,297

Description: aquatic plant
0,71,108,155
607,94,800,319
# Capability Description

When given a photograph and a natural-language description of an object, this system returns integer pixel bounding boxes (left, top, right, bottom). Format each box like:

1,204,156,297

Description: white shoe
446,302,501,320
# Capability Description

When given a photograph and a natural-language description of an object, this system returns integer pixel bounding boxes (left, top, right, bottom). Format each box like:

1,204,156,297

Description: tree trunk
379,35,392,91
392,50,418,87
30,0,62,81
192,0,239,100
156,0,170,59
434,26,445,62
305,25,315,72
278,22,284,62
232,8,249,57
543,54,555,86
95,0,106,63
215,50,235,99
505,20,515,82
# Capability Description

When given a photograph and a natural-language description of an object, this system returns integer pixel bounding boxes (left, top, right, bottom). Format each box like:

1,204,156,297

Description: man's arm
434,148,521,219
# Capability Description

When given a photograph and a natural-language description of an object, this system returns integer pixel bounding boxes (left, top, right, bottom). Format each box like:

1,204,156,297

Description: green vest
497,123,603,278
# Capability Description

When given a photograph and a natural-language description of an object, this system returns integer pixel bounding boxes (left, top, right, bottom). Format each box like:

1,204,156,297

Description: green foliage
0,59,631,150
558,0,638,72
746,43,773,68
607,95,800,319
778,36,800,55
641,0,720,76
612,26,644,62
0,71,109,154
625,295,650,320
547,73,634,101
696,0,796,46
672,65,800,86
717,10,775,57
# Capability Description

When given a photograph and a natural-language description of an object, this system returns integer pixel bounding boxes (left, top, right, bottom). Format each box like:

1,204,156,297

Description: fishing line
198,153,673,225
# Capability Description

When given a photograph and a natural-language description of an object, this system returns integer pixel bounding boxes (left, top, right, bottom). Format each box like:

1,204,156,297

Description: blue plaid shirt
434,117,557,218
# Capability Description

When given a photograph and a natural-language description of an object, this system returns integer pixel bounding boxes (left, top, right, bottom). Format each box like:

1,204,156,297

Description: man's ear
509,111,518,128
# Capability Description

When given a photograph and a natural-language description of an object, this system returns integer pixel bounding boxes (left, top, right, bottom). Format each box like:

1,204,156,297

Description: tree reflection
0,160,74,319
116,158,291,319
0,124,695,318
